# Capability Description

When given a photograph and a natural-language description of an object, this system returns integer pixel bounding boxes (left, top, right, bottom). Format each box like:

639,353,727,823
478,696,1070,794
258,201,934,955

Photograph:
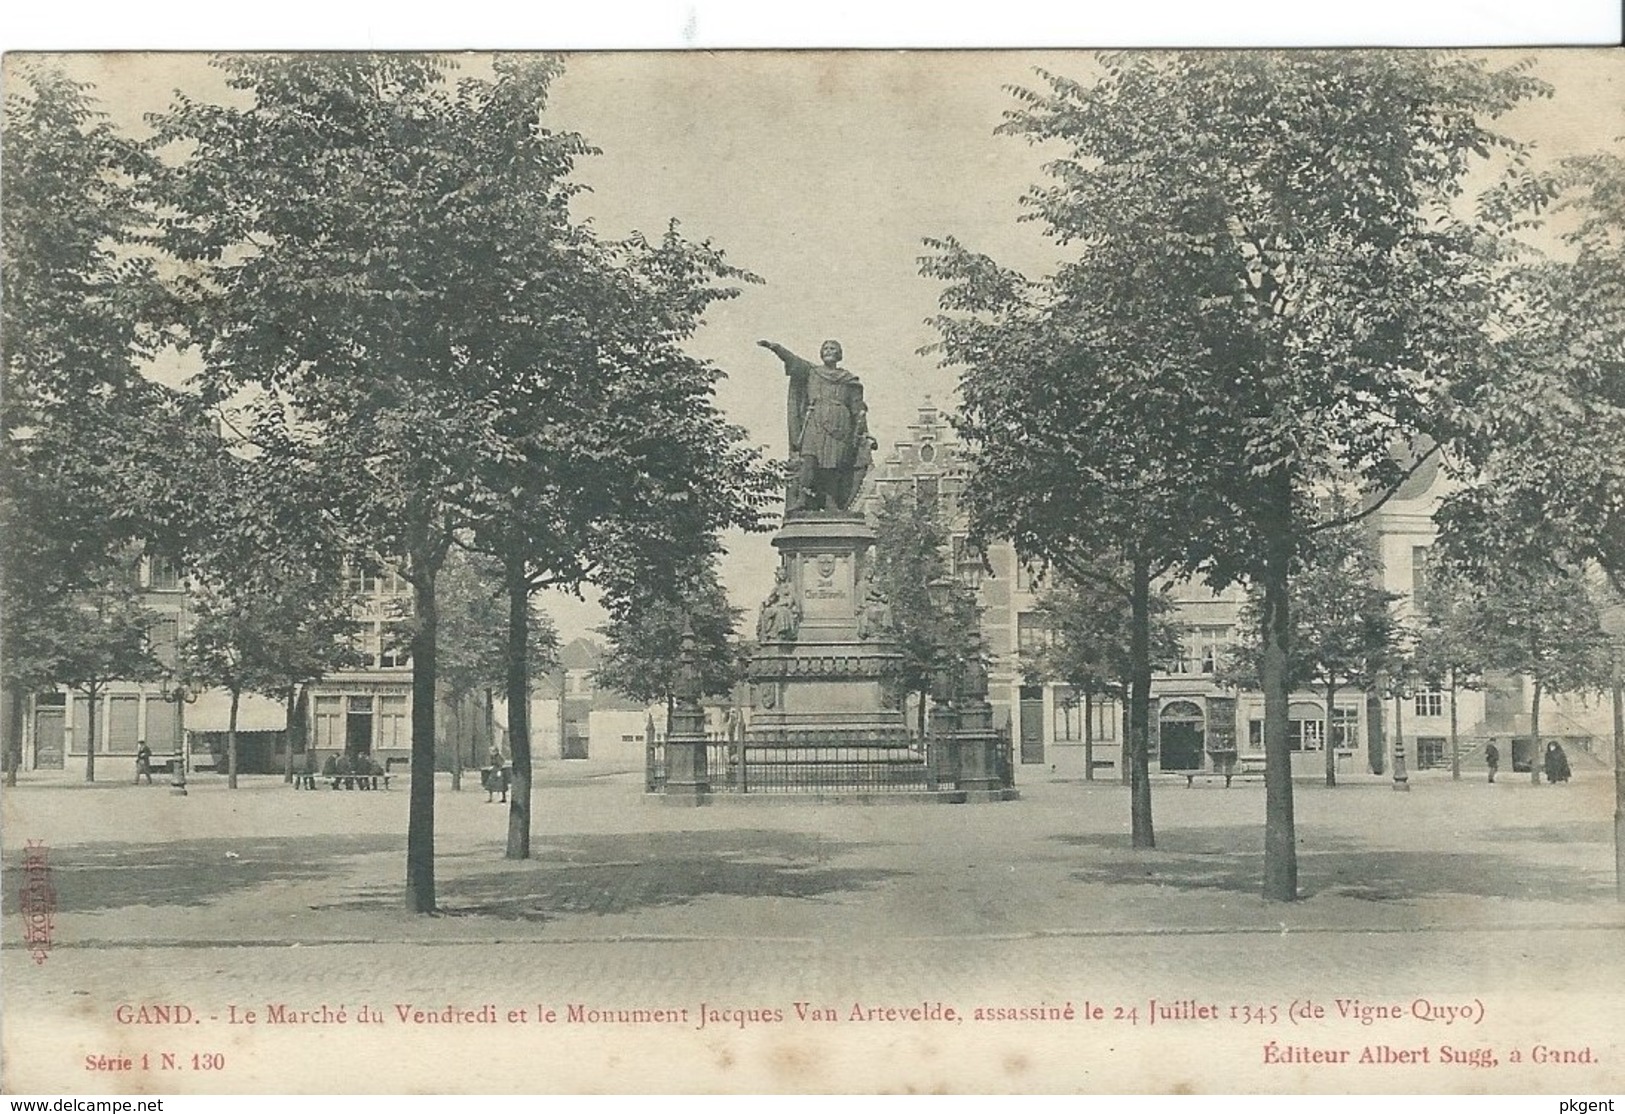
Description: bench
1173,755,1266,788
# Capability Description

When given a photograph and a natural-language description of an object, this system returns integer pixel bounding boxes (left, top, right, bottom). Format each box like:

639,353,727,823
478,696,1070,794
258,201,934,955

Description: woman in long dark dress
1543,741,1572,784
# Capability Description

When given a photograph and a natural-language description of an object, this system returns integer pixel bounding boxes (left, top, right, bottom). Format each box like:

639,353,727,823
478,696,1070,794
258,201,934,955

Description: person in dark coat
1543,741,1572,784
134,742,153,785
1483,742,1499,784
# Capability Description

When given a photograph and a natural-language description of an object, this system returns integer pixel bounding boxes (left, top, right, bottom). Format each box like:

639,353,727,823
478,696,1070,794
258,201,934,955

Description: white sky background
7,9,1624,645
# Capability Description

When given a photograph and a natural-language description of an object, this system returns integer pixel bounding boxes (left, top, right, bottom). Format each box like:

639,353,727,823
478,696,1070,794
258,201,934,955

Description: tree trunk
1611,646,1623,903
1259,486,1298,902
1121,692,1133,786
1083,689,1094,783
1128,553,1155,850
1324,679,1339,788
1366,688,1385,775
482,687,494,770
450,700,463,791
405,569,439,913
4,684,25,787
227,687,241,789
1449,667,1460,782
84,685,98,782
283,685,297,784
1529,676,1544,785
504,551,533,860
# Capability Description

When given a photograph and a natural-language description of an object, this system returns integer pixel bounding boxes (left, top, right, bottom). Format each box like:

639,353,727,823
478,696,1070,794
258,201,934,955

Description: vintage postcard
2,47,1623,1095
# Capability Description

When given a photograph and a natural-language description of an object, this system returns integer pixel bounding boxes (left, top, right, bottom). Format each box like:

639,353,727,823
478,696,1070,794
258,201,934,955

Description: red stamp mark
20,839,56,964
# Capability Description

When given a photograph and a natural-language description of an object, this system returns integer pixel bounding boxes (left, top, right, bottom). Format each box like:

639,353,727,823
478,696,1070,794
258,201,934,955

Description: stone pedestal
662,635,711,806
748,512,907,741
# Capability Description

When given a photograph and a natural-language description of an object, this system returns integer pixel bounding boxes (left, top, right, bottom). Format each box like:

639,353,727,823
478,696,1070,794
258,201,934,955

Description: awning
186,690,289,732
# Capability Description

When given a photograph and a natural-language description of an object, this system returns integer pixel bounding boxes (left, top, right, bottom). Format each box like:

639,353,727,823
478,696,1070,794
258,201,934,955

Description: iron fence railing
647,726,1015,796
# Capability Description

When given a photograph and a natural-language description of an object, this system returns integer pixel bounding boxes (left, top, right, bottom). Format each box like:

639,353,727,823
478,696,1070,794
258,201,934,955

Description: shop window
1416,737,1447,769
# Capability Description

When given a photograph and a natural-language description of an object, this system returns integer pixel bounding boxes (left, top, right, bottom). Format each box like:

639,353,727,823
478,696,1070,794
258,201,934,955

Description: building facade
863,400,1603,781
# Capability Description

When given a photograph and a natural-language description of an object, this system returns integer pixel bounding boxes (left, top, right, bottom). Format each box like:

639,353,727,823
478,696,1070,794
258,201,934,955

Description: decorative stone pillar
953,648,1005,798
663,625,710,805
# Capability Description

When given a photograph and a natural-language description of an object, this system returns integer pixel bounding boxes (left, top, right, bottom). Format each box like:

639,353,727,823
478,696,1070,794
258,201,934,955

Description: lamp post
159,676,199,796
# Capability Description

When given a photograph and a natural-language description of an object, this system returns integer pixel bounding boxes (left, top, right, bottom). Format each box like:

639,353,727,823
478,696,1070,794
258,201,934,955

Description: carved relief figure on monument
756,566,802,643
758,338,878,514
856,570,895,641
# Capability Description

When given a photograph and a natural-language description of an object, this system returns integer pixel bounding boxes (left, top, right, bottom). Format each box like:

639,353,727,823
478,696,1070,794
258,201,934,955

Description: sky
18,47,1625,643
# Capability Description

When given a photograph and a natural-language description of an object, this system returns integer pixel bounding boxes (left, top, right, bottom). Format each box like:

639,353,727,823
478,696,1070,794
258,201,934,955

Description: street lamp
159,676,201,796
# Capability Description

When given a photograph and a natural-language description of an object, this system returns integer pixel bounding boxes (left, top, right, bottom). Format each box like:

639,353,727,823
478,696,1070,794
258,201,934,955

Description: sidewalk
4,765,1621,948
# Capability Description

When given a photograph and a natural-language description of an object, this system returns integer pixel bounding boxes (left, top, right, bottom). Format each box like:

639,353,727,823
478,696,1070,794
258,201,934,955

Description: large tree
146,55,589,909
147,54,772,903
1436,147,1625,591
460,224,775,860
868,488,981,740
926,51,1547,898
1,65,173,783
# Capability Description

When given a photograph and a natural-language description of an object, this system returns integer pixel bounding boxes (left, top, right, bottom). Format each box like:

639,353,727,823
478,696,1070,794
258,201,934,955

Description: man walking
1484,741,1499,784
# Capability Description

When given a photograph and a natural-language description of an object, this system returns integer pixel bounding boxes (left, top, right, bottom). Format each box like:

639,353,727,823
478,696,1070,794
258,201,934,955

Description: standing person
1543,741,1572,784
1484,741,1499,784
134,742,153,785
485,744,508,804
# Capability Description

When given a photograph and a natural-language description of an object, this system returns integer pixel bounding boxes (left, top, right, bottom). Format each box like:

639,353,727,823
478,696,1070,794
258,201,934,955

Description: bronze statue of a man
758,339,875,513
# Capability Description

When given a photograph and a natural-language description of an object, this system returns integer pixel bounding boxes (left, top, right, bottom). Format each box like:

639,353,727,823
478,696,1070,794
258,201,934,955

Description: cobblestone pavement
3,767,1622,1092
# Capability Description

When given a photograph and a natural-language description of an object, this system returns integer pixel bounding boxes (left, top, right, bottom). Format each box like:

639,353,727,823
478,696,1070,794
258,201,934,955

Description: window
378,695,408,748
108,696,141,752
144,698,176,749
1414,688,1444,718
915,477,939,507
1412,545,1431,597
1017,612,1050,655
147,555,179,591
347,566,379,595
148,617,179,671
314,696,343,749
1091,700,1118,742
1053,691,1079,742
1331,706,1359,750
379,623,412,669
1250,711,1326,751
1416,737,1447,769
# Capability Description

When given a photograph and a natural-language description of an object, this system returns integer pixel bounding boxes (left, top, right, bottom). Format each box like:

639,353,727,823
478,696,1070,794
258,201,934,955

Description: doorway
346,695,374,756
1158,700,1206,771
1019,685,1045,764
33,708,64,770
